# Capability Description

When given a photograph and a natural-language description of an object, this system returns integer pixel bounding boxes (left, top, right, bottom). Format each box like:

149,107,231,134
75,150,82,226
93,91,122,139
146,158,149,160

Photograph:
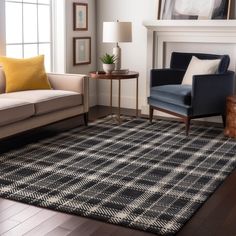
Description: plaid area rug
0,118,236,236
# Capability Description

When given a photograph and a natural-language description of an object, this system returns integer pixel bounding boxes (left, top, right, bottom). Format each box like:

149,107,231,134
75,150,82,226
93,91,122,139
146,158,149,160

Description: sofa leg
185,117,191,136
222,114,226,128
149,106,154,124
84,112,88,126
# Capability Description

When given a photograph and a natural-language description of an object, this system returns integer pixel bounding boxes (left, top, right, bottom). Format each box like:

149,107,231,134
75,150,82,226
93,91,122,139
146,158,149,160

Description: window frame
5,0,53,71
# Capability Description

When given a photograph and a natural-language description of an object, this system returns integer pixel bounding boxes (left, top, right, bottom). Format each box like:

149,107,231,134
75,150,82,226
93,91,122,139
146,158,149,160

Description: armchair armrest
151,69,185,87
47,73,89,113
192,71,235,116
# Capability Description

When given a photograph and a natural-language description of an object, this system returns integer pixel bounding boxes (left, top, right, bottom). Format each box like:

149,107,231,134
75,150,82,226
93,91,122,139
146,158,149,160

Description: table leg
136,77,139,118
110,78,113,116
118,79,121,124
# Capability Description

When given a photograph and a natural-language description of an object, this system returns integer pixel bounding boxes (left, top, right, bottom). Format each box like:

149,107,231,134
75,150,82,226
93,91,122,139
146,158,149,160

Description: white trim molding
52,0,66,73
0,0,6,56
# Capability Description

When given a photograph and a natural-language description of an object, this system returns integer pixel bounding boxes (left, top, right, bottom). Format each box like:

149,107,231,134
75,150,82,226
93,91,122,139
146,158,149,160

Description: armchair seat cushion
150,85,192,107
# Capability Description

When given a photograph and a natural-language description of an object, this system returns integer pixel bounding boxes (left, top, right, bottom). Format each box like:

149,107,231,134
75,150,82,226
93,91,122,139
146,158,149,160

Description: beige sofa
0,67,89,140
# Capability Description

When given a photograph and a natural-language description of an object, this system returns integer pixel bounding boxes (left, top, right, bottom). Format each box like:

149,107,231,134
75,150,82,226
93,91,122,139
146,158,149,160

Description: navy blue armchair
148,52,235,135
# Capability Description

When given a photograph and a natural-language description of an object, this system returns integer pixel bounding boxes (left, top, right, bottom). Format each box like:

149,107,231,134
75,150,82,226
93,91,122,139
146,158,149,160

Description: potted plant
100,53,116,74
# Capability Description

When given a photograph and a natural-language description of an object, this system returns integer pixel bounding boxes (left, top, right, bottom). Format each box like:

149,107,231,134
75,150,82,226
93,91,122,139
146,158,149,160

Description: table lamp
103,21,132,71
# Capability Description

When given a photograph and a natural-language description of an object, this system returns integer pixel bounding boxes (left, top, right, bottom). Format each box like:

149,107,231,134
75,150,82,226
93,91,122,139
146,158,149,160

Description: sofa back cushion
170,52,230,74
0,67,6,94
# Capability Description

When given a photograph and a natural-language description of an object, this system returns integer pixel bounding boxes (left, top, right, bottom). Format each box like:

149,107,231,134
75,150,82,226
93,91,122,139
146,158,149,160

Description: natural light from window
5,0,52,71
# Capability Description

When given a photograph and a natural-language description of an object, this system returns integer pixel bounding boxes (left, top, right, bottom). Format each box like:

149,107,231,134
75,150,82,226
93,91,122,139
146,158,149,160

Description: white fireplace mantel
143,20,236,32
142,20,236,115
144,20,236,69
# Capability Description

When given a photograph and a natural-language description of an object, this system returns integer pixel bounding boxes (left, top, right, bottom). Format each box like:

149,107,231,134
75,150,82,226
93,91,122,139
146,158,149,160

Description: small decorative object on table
225,95,236,138
100,53,116,74
112,69,129,74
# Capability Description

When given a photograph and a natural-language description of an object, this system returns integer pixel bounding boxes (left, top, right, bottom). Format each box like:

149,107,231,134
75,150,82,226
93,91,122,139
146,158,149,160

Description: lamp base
113,44,121,70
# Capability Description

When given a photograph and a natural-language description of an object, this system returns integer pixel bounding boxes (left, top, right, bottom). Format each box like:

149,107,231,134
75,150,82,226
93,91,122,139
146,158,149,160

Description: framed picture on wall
159,0,231,20
73,3,88,31
73,37,91,65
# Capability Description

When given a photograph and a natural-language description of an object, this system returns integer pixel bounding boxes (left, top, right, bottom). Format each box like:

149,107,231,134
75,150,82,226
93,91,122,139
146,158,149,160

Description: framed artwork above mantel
158,0,232,20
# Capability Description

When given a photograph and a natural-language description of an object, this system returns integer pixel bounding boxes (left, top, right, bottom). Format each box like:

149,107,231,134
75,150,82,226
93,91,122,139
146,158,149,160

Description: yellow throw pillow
0,55,51,93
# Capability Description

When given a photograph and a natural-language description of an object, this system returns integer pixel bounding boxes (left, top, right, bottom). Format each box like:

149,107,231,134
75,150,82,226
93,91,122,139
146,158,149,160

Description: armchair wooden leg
149,106,154,124
84,112,88,126
222,114,226,128
185,117,191,136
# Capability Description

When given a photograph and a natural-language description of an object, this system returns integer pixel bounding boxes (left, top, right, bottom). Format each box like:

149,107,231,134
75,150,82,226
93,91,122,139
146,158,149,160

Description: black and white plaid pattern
0,118,236,235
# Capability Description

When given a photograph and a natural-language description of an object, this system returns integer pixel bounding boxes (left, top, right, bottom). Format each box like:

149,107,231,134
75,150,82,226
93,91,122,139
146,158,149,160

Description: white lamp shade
103,22,132,43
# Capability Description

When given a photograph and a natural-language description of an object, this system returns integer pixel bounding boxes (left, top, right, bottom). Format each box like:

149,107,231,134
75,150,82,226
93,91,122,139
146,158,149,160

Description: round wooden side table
224,96,236,138
90,71,139,124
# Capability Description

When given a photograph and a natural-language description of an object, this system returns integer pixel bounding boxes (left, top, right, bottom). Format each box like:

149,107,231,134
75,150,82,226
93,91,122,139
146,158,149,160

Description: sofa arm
151,69,185,87
47,73,89,113
192,71,235,116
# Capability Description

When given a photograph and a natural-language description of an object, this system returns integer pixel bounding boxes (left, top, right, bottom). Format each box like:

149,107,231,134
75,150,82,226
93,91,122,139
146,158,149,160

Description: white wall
65,0,97,107
0,0,6,56
52,0,66,73
96,0,156,109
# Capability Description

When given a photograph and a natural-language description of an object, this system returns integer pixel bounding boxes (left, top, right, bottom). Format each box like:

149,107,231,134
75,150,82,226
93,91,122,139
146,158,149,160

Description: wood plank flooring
0,106,236,236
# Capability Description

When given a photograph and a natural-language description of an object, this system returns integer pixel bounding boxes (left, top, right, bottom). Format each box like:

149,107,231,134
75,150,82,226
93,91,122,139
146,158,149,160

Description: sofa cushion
150,85,192,107
0,99,35,126
0,90,83,115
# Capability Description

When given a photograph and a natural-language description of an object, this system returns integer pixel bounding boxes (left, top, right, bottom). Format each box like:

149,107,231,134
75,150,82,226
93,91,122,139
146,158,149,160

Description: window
5,0,52,71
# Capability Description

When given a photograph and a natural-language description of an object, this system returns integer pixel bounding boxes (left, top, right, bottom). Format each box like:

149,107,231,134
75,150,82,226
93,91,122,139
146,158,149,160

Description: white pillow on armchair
182,56,221,85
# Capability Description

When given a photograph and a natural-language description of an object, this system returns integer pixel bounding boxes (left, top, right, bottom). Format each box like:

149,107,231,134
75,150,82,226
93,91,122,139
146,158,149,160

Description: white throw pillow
182,56,221,85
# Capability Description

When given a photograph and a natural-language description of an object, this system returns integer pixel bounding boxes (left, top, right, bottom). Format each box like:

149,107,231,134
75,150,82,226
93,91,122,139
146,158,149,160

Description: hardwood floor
0,106,236,236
